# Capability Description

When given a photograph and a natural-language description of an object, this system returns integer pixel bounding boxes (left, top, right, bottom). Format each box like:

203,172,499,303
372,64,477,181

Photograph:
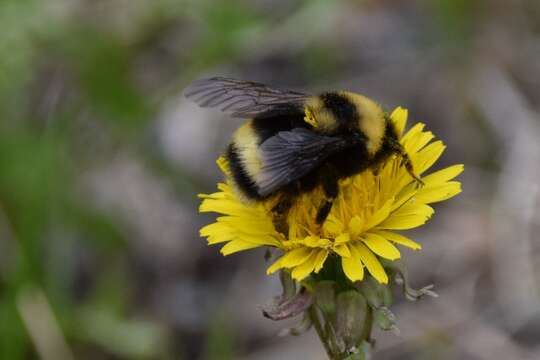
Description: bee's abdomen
226,115,309,201
226,142,263,200
226,121,265,200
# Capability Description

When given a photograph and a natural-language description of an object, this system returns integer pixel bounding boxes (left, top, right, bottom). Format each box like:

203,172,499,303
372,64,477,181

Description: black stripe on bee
321,92,360,128
371,117,399,164
251,114,309,144
226,144,262,200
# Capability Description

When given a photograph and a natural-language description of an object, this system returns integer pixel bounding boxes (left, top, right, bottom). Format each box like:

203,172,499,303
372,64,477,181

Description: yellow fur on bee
342,92,385,155
304,97,339,133
231,121,262,180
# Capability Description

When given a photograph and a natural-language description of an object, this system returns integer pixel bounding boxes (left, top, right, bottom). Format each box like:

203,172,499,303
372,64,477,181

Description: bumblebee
185,77,421,233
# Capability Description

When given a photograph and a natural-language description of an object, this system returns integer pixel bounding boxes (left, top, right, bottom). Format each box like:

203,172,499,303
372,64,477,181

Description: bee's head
305,92,423,184
306,92,386,155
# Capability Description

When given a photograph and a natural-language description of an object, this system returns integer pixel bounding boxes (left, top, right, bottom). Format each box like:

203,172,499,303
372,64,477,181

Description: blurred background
1,0,540,359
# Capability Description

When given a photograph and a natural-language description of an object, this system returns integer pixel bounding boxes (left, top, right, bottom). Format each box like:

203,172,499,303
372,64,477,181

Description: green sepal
313,280,337,317
279,269,296,299
335,290,368,350
342,340,371,360
356,276,392,309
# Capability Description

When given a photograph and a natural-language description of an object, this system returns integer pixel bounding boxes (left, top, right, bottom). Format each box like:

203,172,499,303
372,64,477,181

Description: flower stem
308,306,335,359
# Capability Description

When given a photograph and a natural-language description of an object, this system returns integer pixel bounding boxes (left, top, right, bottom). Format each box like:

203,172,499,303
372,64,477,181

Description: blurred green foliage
0,0,265,357
205,310,237,360
1,1,141,358
426,0,479,45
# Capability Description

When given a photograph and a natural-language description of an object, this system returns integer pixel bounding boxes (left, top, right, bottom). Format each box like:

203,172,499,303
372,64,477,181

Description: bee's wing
184,77,309,118
256,128,348,197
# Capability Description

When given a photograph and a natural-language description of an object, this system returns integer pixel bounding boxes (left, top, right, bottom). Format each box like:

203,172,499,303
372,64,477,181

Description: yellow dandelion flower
199,107,463,284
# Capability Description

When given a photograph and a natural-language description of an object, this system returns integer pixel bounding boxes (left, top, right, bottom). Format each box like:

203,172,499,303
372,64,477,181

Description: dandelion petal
374,230,422,250
390,107,408,138
348,216,363,237
291,252,318,280
221,240,261,255
313,250,329,273
353,243,388,284
363,233,401,260
279,248,314,268
334,244,351,258
422,164,464,186
379,204,434,230
415,141,446,175
335,233,350,244
266,248,314,274
364,199,394,230
342,256,364,282
201,222,235,244
414,182,462,204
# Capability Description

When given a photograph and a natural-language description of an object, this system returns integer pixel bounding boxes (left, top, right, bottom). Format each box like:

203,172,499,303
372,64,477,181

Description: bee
185,77,422,234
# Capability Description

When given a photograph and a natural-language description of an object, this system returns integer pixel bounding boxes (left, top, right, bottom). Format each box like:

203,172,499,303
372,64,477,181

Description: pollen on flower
199,107,463,284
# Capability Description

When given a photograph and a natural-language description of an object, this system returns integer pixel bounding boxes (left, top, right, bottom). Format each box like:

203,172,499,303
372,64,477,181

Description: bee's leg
271,196,293,236
401,152,424,186
391,140,424,186
316,174,339,225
